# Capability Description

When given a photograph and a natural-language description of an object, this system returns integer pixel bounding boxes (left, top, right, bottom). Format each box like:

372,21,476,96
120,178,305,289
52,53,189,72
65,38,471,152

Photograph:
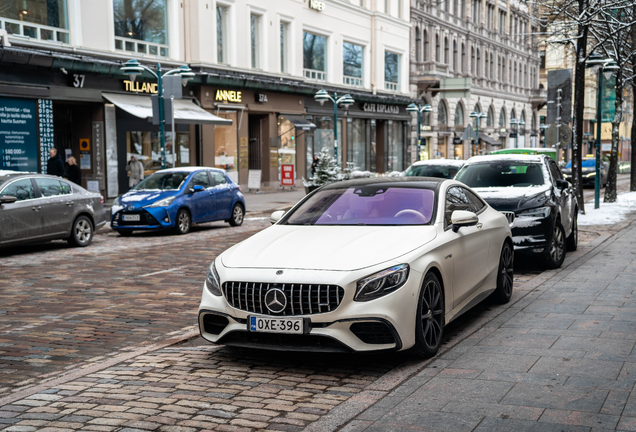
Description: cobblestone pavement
0,184,634,431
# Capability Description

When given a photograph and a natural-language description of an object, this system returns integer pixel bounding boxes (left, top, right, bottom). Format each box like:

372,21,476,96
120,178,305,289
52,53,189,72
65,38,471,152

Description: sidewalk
243,188,305,214
307,214,636,432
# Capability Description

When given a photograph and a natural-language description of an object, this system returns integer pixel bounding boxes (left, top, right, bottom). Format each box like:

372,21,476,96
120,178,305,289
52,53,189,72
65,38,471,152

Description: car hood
119,190,180,210
562,167,596,175
220,225,438,271
472,185,551,212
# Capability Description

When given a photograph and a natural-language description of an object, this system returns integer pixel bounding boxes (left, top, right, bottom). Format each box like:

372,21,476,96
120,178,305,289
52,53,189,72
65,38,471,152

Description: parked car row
0,167,245,248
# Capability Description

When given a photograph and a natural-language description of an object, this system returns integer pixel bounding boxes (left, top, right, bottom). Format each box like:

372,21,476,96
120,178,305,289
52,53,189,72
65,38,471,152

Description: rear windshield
455,161,546,188
284,185,436,226
404,164,462,179
565,159,595,168
134,172,190,190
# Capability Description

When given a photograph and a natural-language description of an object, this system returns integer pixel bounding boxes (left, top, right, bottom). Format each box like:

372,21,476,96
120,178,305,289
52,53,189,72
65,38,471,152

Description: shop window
384,51,400,91
347,118,366,171
303,31,327,81
214,111,238,173
278,116,296,177
113,0,169,57
217,5,228,64
343,42,363,87
126,131,190,173
313,116,342,164
1,0,69,43
386,121,404,172
250,14,261,69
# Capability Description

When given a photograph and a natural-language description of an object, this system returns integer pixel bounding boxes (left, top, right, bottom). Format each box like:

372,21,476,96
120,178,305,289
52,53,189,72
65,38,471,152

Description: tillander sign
124,80,158,94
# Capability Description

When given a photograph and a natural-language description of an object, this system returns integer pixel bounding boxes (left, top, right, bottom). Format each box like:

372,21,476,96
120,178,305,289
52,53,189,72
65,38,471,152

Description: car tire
228,203,244,227
68,215,93,247
566,212,578,252
545,220,566,269
491,242,514,304
118,231,133,237
412,272,444,359
174,209,191,235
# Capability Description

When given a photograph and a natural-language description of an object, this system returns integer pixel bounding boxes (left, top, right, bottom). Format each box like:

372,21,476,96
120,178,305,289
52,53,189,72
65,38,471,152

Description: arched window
453,41,458,71
435,34,440,61
438,100,448,125
531,112,537,130
422,99,431,126
423,30,429,61
454,102,464,125
487,106,494,127
499,107,506,127
416,27,422,62
444,37,449,64
510,109,516,126
461,43,466,72
520,111,526,132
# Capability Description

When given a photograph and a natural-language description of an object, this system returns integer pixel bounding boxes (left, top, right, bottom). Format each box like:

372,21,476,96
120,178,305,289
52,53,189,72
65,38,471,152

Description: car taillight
238,185,242,192
100,196,104,205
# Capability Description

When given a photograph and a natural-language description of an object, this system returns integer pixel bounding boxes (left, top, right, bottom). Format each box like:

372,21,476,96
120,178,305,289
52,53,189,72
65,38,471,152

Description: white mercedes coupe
198,177,513,357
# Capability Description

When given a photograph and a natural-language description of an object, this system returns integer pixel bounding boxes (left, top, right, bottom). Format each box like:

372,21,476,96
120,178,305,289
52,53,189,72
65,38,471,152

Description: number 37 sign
281,164,294,186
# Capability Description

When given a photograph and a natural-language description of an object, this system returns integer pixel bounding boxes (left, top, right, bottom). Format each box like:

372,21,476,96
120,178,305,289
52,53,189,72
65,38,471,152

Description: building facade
410,0,544,160
0,0,414,196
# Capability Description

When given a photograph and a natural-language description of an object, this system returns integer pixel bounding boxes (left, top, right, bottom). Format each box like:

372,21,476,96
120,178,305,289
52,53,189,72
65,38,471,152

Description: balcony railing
1,18,69,44
385,82,399,91
304,68,327,81
115,37,169,57
343,75,363,87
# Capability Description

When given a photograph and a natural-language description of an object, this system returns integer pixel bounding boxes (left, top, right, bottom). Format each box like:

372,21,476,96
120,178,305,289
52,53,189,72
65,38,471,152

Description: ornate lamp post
407,103,433,161
314,90,355,166
121,59,195,169
469,110,487,156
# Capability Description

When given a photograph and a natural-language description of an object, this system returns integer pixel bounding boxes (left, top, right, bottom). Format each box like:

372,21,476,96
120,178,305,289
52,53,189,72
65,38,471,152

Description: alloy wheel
420,278,444,349
500,244,514,297
178,212,190,232
550,223,564,263
233,206,244,225
75,219,92,245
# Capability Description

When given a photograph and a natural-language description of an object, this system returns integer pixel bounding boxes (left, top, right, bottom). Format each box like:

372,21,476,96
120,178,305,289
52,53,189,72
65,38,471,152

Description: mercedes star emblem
264,288,287,314
276,270,284,275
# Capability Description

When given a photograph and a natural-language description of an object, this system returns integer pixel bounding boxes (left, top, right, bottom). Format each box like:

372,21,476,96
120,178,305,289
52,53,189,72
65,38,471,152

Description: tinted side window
190,172,211,188
547,160,563,183
212,172,227,186
35,178,64,197
445,186,471,226
463,188,486,213
59,181,73,195
0,179,36,202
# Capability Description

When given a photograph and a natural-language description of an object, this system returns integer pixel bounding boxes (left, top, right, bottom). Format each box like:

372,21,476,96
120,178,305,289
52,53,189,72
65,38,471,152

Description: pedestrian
311,155,319,176
46,148,65,177
66,156,81,185
126,155,145,188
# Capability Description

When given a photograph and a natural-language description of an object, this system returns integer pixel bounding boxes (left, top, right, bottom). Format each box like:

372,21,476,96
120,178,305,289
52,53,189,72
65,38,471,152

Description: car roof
153,166,226,174
409,159,465,167
322,176,445,190
0,172,62,183
464,154,546,164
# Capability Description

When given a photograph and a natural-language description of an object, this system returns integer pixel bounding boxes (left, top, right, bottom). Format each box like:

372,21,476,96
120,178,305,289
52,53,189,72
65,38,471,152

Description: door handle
65,201,74,206
32,206,41,211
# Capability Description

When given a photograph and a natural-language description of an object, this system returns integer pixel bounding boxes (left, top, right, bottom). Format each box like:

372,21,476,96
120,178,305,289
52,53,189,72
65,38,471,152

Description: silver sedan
0,172,107,248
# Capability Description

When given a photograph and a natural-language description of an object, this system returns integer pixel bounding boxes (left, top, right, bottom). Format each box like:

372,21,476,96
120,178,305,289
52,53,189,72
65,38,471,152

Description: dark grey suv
0,172,107,247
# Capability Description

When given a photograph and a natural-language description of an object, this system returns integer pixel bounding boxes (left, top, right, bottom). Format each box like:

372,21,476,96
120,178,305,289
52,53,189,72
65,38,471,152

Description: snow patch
513,235,543,244
473,185,551,199
122,193,158,202
579,191,636,225
512,217,542,228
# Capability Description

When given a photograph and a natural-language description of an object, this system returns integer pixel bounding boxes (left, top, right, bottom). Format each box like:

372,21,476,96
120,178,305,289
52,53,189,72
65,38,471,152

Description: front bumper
510,214,553,254
198,265,423,353
111,207,174,231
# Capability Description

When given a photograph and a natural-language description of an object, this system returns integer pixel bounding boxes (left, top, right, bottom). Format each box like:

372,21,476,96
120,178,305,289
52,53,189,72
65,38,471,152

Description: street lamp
586,55,618,209
407,103,433,161
510,118,525,148
314,90,355,166
121,59,195,169
469,110,486,156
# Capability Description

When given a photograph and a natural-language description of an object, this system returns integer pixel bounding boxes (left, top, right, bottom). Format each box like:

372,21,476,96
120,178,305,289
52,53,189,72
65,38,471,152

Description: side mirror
451,210,478,233
270,210,285,225
0,195,17,204
556,179,569,190
189,185,205,194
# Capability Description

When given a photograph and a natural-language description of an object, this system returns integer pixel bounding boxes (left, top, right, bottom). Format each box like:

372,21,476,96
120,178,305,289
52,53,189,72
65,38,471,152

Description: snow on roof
159,166,225,173
409,159,465,167
465,154,545,164
579,191,636,226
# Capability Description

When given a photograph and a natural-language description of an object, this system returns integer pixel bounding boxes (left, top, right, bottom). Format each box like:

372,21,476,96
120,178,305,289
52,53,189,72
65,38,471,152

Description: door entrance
248,115,263,170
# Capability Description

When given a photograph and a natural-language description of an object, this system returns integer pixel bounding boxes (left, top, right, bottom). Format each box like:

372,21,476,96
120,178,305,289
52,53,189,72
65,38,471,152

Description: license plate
249,316,303,334
123,214,140,221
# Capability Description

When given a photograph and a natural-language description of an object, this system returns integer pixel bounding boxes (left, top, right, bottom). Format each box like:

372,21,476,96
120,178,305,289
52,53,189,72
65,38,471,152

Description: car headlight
205,259,222,296
585,172,596,177
355,264,409,302
146,196,176,208
517,206,551,218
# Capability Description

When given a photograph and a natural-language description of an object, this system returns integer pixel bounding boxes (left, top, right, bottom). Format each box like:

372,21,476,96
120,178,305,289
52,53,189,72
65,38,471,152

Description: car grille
222,282,345,316
113,210,160,226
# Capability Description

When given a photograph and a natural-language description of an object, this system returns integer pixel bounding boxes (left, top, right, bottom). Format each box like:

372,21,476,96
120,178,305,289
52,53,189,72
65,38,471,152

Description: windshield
455,161,546,188
134,172,190,190
565,159,596,169
284,185,436,226
404,164,461,179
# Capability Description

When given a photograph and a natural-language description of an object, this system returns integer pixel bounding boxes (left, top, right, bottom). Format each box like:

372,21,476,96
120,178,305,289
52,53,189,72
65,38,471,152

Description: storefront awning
102,93,232,125
281,115,316,131
479,133,501,146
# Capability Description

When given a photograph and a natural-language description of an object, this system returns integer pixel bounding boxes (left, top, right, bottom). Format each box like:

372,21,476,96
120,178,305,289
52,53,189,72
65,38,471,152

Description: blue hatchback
110,167,245,235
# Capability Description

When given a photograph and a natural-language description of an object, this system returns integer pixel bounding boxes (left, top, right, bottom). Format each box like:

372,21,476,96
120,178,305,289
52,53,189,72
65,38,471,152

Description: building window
1,0,69,43
280,21,289,73
499,107,506,127
423,30,429,61
461,43,466,72
453,41,458,71
114,0,169,56
444,37,449,64
471,47,475,74
384,51,400,91
343,42,364,87
386,121,405,172
416,27,422,62
476,49,481,76
454,103,464,125
499,10,506,34
472,0,480,24
435,35,440,61
250,14,261,69
438,101,448,125
216,5,228,63
303,31,327,81
487,106,494,126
